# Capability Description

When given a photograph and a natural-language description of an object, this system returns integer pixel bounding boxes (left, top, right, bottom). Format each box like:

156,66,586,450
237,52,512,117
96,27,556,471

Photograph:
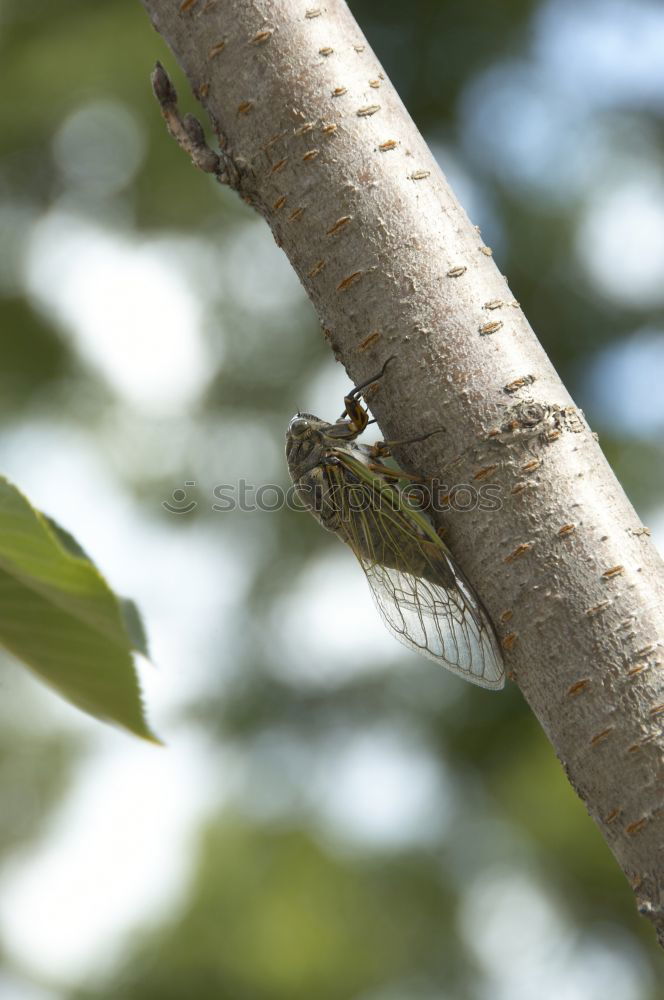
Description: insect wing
329,452,505,689
363,560,504,689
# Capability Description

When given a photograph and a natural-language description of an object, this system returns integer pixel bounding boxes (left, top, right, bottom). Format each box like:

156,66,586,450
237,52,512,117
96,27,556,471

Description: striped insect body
285,370,504,689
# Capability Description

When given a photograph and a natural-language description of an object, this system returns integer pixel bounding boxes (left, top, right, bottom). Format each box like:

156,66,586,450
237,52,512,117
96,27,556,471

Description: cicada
285,364,504,689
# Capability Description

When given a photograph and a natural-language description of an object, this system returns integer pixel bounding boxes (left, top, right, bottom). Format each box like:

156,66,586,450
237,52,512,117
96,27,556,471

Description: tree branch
139,0,664,943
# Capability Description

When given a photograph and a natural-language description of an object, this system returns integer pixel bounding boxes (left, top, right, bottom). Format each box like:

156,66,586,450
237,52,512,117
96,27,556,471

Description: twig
151,62,236,185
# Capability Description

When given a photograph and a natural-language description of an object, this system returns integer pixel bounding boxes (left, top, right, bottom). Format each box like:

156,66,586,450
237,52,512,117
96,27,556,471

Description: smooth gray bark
140,0,664,942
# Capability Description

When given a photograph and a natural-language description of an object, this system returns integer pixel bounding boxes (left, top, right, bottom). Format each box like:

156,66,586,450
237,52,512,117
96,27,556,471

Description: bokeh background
2,0,664,997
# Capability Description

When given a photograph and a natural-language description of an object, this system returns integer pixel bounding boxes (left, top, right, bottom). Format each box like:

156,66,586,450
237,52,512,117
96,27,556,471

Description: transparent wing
362,557,504,689
328,453,505,689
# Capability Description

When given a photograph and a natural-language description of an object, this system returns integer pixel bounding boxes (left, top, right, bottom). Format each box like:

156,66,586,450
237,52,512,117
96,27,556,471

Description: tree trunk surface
140,0,664,943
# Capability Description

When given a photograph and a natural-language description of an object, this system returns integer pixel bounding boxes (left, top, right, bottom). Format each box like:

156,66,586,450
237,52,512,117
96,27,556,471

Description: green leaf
119,597,150,659
0,476,159,742
45,515,150,658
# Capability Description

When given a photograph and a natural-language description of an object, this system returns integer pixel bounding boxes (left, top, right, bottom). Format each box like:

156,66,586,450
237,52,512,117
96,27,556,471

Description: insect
285,362,505,689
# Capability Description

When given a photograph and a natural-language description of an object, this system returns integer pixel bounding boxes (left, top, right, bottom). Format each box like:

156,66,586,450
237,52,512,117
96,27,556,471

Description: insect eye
289,416,311,438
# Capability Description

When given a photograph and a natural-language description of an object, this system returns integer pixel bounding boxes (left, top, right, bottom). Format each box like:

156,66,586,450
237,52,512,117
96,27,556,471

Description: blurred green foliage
1,0,664,997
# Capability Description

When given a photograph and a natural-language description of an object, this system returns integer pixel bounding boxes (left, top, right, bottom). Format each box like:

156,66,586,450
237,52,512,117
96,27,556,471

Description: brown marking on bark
337,271,363,291
473,465,498,481
358,331,381,352
251,29,273,44
504,542,534,563
504,375,535,393
308,260,326,278
585,601,610,616
567,678,590,696
327,216,352,236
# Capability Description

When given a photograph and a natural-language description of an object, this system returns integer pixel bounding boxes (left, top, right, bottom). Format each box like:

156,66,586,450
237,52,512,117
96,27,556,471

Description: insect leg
366,459,424,483
338,355,396,428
